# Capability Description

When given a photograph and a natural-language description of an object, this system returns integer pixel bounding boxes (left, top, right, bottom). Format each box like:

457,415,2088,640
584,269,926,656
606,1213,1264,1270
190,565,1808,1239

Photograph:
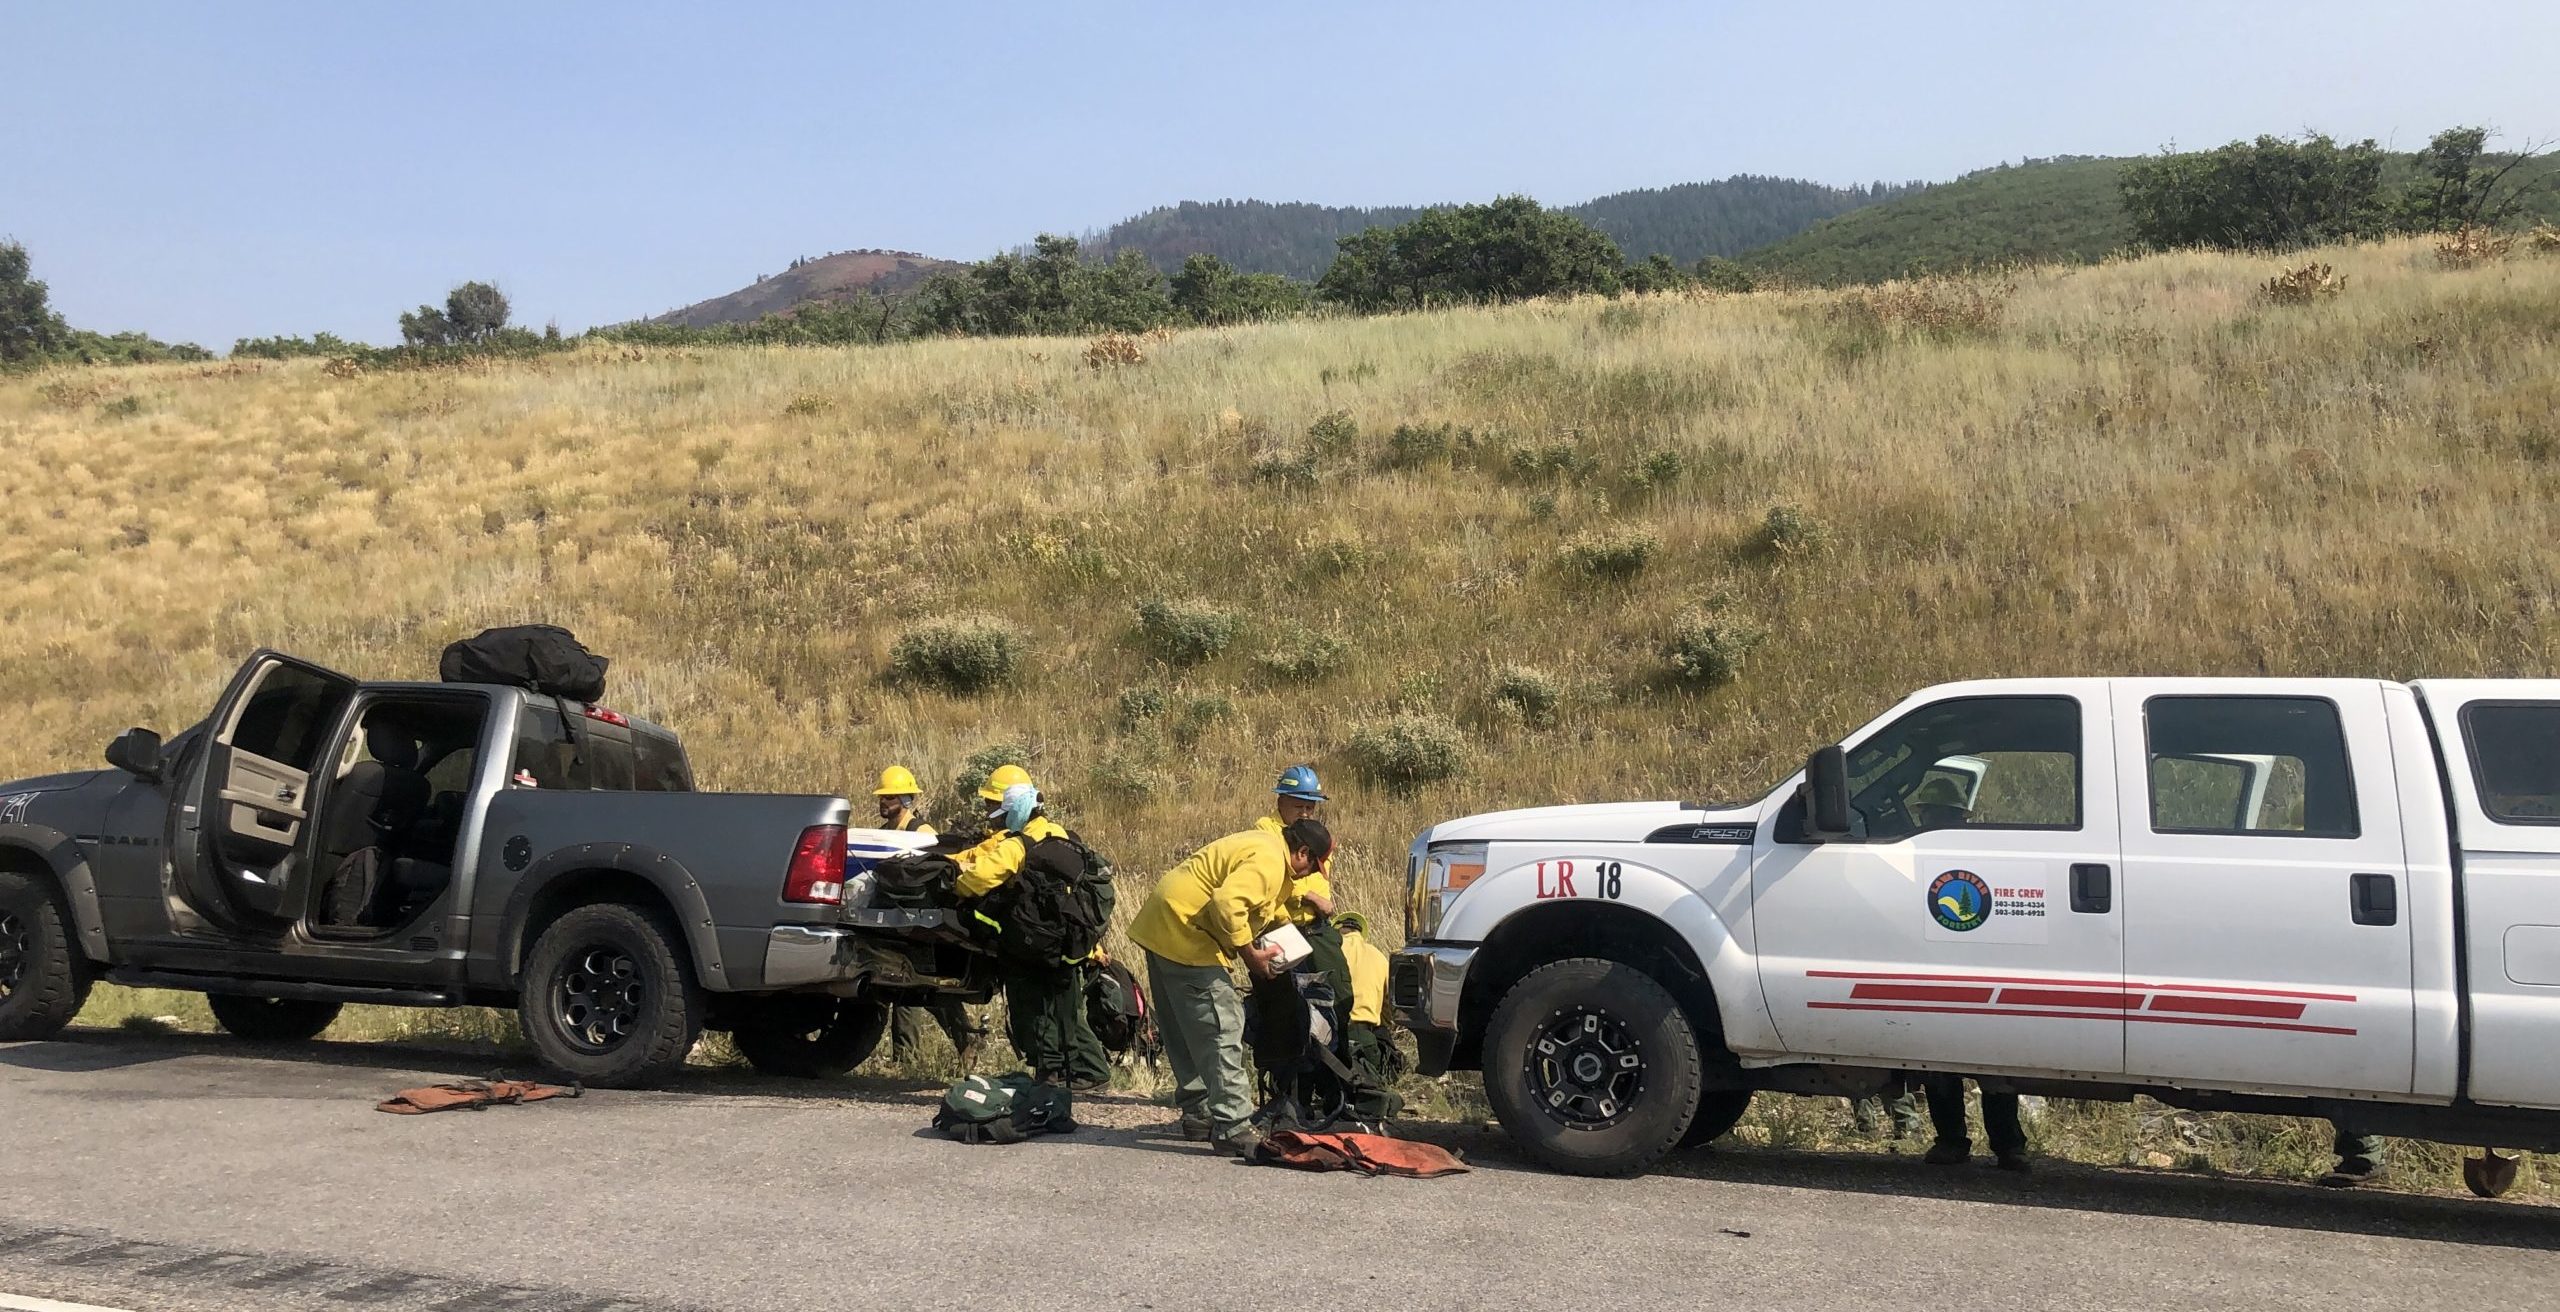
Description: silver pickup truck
0,648,897,1086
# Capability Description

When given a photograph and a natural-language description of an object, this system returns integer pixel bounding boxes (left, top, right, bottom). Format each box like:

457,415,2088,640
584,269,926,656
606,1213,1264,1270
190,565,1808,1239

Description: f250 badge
1929,869,1992,932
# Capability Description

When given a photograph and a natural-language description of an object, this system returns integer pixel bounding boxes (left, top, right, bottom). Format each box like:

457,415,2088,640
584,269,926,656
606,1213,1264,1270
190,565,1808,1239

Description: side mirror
105,727,164,782
1801,745,1853,841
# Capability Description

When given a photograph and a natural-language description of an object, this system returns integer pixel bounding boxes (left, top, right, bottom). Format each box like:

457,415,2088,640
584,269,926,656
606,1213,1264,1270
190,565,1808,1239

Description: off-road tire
731,996,889,1078
518,902,703,1089
206,995,343,1042
0,870,91,1041
1679,1088,1756,1149
1483,957,1703,1178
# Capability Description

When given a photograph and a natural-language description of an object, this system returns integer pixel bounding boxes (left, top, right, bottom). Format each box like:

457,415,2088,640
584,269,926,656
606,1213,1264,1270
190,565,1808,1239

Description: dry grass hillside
8,236,2559,1192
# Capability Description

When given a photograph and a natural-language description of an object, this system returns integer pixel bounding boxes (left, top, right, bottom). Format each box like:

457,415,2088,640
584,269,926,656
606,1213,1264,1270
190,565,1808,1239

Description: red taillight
782,824,847,905
583,704,630,726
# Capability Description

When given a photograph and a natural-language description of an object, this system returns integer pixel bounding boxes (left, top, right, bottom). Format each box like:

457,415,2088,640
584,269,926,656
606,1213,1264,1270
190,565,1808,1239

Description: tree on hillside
911,234,1182,337
400,280,513,347
2394,127,2554,233
1316,197,1627,312
1168,253,1309,325
445,281,511,343
2119,133,2387,250
0,241,71,366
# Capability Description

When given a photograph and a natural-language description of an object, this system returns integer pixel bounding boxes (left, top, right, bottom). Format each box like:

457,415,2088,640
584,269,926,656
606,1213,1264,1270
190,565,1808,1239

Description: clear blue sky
7,1,2555,348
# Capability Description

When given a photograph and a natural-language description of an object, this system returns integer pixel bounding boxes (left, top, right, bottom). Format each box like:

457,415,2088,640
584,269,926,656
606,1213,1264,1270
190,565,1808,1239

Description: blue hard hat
1274,764,1328,802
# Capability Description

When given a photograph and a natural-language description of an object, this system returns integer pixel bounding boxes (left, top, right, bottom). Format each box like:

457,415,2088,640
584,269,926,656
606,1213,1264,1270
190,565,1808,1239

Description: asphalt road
3,1032,2556,1312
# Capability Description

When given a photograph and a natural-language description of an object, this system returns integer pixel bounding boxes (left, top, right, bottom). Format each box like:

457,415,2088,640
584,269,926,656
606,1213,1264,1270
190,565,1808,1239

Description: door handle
2350,873,2398,927
274,785,298,804
2070,863,2112,914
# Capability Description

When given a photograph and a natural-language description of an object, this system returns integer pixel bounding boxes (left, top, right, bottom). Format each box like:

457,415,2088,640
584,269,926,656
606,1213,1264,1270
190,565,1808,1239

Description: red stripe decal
1850,983,1995,1004
1806,1001,2356,1036
1805,970,2355,1003
2147,994,2308,1021
1996,988,2142,1009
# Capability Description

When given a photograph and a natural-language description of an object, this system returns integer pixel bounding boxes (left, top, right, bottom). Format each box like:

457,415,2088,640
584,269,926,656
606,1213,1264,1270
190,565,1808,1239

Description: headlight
1406,840,1486,941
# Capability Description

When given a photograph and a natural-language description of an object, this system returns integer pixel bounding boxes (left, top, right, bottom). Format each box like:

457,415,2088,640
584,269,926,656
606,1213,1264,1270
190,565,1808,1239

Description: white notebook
1255,922,1313,968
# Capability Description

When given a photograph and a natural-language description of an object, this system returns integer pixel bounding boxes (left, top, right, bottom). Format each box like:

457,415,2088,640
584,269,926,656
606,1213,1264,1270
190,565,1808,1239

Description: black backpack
438,625,610,703
985,829,1116,967
1244,969,1357,1132
1083,956,1156,1063
872,851,960,910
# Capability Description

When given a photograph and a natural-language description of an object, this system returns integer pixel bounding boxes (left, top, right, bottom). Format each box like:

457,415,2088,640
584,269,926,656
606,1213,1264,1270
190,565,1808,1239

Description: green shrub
1557,526,1658,580
1304,533,1375,576
1628,446,1687,492
1306,409,1359,455
1507,439,1595,483
1380,421,1456,470
100,393,145,419
783,392,833,417
888,616,1025,694
1491,665,1564,729
1665,613,1767,689
1089,748,1164,799
1255,623,1350,682
956,742,1034,799
1250,445,1317,487
1346,714,1469,791
1134,596,1240,666
1171,693,1234,747
1116,686,1168,727
1755,503,1831,557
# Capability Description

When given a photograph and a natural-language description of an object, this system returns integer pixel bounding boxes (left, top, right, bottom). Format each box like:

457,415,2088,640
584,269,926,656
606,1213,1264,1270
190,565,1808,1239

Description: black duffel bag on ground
438,625,610,702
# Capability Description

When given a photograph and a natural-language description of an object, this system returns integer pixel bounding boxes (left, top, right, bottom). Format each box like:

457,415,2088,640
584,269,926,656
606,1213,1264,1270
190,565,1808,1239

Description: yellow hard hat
978,763,1034,801
875,765,921,797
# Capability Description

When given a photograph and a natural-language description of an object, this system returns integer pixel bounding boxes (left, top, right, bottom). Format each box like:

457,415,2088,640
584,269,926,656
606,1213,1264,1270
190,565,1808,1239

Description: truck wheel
519,903,703,1089
731,996,889,1078
0,871,91,1041
206,995,343,1042
1483,957,1703,1178
1680,1088,1756,1149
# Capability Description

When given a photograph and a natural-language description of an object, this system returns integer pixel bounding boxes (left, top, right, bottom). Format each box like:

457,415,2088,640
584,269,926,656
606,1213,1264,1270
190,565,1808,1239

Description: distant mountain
1569,176,1926,265
1084,176,1924,280
1742,157,2133,285
1083,200,1437,281
651,249,958,328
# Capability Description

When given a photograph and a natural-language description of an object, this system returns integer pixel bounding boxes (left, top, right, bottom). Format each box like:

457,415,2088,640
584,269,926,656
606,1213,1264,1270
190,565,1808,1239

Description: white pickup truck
1391,677,2560,1177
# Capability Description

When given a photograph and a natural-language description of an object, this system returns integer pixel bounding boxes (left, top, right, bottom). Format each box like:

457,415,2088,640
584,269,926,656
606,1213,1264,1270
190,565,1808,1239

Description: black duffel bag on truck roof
438,624,610,702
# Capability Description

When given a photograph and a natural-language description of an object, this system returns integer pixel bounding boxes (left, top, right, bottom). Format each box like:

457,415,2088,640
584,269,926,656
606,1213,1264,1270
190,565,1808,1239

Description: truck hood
1422,799,1758,845
0,769,109,799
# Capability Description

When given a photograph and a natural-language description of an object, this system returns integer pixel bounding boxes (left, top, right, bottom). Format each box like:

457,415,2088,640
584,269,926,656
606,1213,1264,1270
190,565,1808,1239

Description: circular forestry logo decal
1928,869,1993,933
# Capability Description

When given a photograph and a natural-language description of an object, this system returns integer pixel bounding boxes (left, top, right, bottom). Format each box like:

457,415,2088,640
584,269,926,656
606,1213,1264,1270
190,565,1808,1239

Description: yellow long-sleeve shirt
1341,928,1389,1027
954,815,1065,898
1127,828,1292,968
1256,815,1333,925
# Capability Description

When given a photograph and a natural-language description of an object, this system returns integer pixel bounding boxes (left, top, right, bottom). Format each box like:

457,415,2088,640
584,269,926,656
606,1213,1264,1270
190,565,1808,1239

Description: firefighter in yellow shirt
956,768,1111,1089
1259,765,1352,1025
1128,818,1331,1154
1334,910,1403,1129
873,765,986,1069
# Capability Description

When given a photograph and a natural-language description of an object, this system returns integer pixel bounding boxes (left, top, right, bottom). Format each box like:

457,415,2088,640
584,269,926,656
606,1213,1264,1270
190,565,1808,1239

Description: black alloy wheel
1525,1004,1648,1130
0,909,25,1001
555,943,649,1053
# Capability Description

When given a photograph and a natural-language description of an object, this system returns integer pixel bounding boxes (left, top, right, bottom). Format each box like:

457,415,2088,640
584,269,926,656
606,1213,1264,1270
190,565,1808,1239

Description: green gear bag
932,1072,1078,1144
